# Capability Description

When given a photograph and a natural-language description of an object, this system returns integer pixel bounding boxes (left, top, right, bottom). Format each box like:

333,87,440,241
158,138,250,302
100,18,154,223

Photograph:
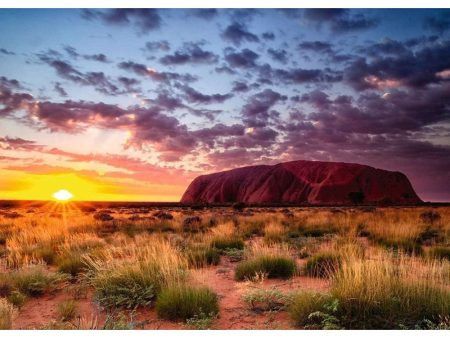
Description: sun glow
52,189,73,201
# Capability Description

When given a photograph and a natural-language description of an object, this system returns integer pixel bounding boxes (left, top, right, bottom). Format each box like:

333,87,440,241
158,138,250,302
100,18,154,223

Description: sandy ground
12,256,330,330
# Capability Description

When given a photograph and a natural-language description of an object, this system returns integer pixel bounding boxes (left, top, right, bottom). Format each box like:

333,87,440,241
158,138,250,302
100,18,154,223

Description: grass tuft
235,256,296,281
156,284,219,321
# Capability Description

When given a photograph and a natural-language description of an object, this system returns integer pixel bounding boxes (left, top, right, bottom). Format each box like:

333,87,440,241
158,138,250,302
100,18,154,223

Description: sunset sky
0,8,449,201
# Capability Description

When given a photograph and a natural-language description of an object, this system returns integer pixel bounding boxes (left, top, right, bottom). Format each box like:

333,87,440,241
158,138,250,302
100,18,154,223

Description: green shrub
187,246,220,268
10,268,66,297
57,300,78,322
374,237,423,255
289,291,334,327
235,256,296,281
92,266,156,309
156,285,219,321
304,252,341,278
428,246,450,260
7,291,27,308
0,273,13,297
185,312,217,329
243,288,290,312
57,255,87,277
211,237,244,251
223,248,244,262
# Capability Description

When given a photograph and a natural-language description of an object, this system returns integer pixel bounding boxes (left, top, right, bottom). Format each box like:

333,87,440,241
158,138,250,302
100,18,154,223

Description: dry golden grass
0,205,449,329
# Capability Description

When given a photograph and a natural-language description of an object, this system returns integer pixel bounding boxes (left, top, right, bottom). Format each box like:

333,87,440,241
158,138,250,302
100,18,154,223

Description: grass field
0,203,449,329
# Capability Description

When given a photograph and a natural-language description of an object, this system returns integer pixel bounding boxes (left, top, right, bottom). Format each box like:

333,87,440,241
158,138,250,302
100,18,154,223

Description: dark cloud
303,9,378,33
267,48,288,63
118,61,197,83
63,46,109,63
345,39,450,90
0,79,33,116
191,9,218,20
303,9,348,21
224,48,259,68
424,11,450,34
145,40,170,52
231,81,254,93
0,136,41,151
242,89,287,127
53,82,68,97
160,42,218,65
0,48,15,55
299,41,333,53
177,84,233,104
221,22,260,46
38,55,121,95
262,32,275,40
0,76,23,90
82,9,161,33
117,77,140,92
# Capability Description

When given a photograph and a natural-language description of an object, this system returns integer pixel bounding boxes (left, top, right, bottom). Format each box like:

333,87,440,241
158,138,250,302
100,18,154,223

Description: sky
0,8,449,202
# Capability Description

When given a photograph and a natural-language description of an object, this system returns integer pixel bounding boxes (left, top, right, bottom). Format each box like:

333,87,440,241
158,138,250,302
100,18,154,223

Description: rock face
180,160,422,205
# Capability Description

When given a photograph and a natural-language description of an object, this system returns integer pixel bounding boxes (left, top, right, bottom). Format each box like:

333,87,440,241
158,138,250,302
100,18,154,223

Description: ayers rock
180,160,422,205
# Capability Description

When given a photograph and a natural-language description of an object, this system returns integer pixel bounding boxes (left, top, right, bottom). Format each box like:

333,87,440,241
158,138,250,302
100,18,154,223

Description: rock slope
180,160,422,205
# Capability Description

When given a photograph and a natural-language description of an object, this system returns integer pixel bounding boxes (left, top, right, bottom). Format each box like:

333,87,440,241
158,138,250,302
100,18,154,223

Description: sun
52,189,74,201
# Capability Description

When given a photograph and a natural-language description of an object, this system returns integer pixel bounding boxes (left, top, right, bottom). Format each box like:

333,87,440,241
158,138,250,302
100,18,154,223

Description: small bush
375,237,423,255
156,285,219,321
243,288,289,312
57,255,87,277
185,312,217,329
0,298,16,329
57,300,78,322
428,246,450,260
420,211,441,224
7,291,27,308
235,256,296,281
11,268,66,297
0,274,13,297
305,252,341,278
187,246,220,268
289,291,334,328
211,237,244,251
93,267,156,309
223,248,244,262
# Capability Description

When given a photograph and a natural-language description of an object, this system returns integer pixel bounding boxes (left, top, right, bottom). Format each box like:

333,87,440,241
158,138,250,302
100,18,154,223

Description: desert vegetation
0,203,449,329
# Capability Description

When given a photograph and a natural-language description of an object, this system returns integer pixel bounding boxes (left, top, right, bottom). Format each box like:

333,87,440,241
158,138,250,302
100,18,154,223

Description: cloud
424,11,450,34
38,55,121,95
191,9,218,20
241,89,287,127
0,48,15,55
0,136,42,151
262,32,275,40
160,42,218,65
53,82,68,97
302,9,378,33
298,41,333,53
0,78,33,116
176,84,233,104
82,9,161,33
267,48,288,63
224,48,259,68
221,22,260,46
145,40,170,52
118,61,197,83
63,46,110,63
345,39,450,90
